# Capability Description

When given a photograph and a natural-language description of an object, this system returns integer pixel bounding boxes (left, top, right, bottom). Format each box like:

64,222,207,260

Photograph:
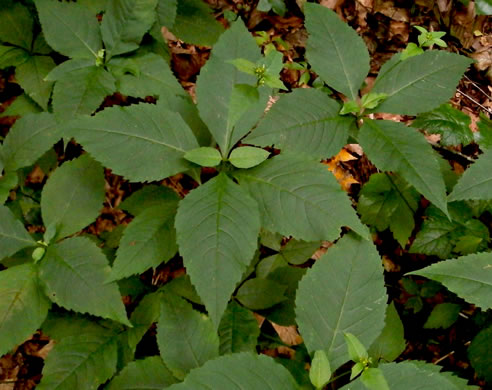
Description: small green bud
32,247,46,262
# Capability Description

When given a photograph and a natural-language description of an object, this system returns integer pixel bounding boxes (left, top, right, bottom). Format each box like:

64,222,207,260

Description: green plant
0,0,491,389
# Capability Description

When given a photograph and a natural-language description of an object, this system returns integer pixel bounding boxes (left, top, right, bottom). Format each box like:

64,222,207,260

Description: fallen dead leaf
270,323,303,346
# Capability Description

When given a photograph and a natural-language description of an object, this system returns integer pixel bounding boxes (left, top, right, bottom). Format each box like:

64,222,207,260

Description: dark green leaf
236,278,287,310
39,237,131,325
0,4,33,50
157,293,219,379
119,185,180,216
449,150,492,201
16,56,55,110
295,234,387,370
0,205,36,260
244,88,352,159
304,3,369,100
235,155,369,241
279,239,320,265
175,173,261,327
218,301,259,355
0,45,30,69
44,58,94,81
372,51,472,115
0,94,41,117
423,303,461,329
361,368,389,390
0,264,50,357
41,154,105,240
359,119,448,216
468,326,492,382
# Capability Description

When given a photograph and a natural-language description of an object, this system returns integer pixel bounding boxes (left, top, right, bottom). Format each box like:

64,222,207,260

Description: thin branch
457,90,492,115
464,74,492,101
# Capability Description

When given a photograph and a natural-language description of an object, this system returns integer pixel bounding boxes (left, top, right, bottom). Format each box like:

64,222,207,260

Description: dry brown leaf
270,323,303,346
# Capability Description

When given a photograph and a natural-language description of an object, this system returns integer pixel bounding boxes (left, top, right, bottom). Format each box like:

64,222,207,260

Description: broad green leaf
110,53,186,98
119,185,180,216
108,204,178,281
279,239,320,265
35,0,103,59
423,303,461,329
107,357,177,389
166,353,299,390
66,101,198,182
410,204,489,259
408,252,492,310
184,147,222,167
228,84,260,131
475,114,492,149
357,173,419,246
52,66,116,120
101,0,158,58
196,20,267,155
2,113,59,172
468,326,492,383
157,293,219,379
127,292,161,350
235,155,369,241
360,368,389,390
218,301,259,355
0,45,30,69
229,146,269,169
236,278,287,310
37,329,119,390
0,205,36,260
341,361,478,390
41,154,105,240
449,150,492,201
175,173,261,327
0,172,18,205
344,333,368,361
171,0,225,46
310,350,331,389
475,0,492,15
0,264,50,357
372,51,472,115
359,119,448,216
244,88,352,159
368,302,406,362
295,234,387,370
156,0,177,28
0,94,41,117
32,33,52,55
412,104,473,147
0,4,33,50
41,312,116,341
39,237,131,325
78,0,108,13
44,58,94,81
16,56,55,110
163,274,202,304
304,3,369,100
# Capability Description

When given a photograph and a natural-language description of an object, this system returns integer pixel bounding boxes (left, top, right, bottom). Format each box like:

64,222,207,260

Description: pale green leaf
44,58,94,81
449,150,492,201
475,0,492,15
310,350,331,389
52,66,116,120
35,0,102,59
41,154,105,240
66,101,198,182
0,94,41,117
0,264,50,357
412,104,473,147
468,326,492,383
195,20,267,155
361,368,389,390
37,329,119,390
410,204,489,259
341,361,478,390
229,146,269,169
344,333,368,362
423,303,461,329
108,204,178,281
372,51,472,115
171,0,225,46
357,173,419,246
101,0,157,57
166,353,299,390
184,147,222,167
218,301,259,355
2,113,59,173
295,234,387,370
304,3,370,100
359,119,448,216
236,278,287,310
16,56,55,110
0,205,36,260
244,88,352,159
408,252,492,310
157,293,219,379
119,185,180,216
107,356,177,389
235,155,369,241
175,173,260,327
0,4,33,50
39,237,131,325
368,302,406,362
0,45,30,69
